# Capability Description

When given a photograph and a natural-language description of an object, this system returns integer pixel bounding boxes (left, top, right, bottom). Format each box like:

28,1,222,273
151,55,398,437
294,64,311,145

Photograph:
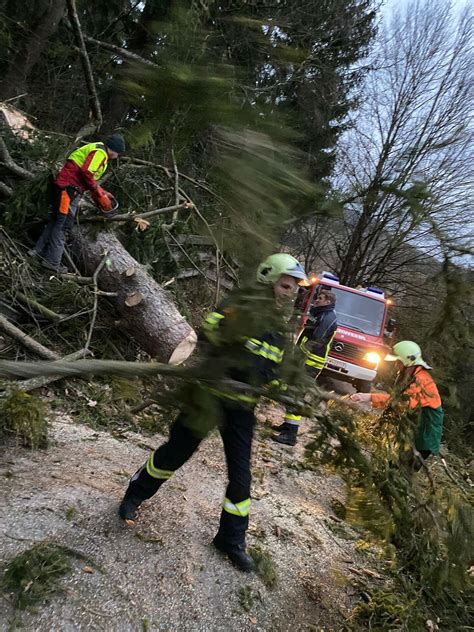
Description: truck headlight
365,352,381,364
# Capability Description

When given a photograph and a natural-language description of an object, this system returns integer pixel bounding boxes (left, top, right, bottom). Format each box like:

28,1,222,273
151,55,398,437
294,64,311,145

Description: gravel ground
0,405,379,631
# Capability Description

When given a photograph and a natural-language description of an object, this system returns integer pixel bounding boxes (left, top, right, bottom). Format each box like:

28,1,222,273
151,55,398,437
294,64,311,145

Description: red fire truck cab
299,272,395,392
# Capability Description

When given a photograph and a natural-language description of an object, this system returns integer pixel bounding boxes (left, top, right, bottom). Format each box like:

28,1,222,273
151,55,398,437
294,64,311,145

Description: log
0,315,59,360
72,227,197,364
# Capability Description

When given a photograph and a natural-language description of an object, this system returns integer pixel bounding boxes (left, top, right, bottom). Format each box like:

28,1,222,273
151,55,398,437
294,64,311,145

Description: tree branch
1,349,90,394
66,0,102,134
84,251,109,352
0,181,13,197
0,358,360,415
0,315,59,360
15,292,63,322
80,202,191,223
82,33,158,68
0,134,35,180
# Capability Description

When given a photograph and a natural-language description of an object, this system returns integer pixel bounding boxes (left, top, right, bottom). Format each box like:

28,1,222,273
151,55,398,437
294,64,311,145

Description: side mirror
386,317,396,333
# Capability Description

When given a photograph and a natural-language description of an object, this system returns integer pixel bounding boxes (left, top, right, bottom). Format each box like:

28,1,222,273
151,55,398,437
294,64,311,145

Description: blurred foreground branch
0,358,354,412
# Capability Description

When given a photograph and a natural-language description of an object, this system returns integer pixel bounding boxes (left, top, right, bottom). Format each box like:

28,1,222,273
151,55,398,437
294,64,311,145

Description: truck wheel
354,379,372,393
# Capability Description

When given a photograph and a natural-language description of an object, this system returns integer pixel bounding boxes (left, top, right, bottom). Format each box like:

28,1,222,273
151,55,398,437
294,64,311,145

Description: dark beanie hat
105,133,126,154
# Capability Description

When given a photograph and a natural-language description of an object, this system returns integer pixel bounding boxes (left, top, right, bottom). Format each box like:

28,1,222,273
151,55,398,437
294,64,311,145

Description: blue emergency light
321,271,340,283
367,286,384,294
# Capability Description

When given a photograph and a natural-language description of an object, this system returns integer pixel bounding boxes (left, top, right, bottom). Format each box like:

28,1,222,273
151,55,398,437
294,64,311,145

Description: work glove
92,186,113,212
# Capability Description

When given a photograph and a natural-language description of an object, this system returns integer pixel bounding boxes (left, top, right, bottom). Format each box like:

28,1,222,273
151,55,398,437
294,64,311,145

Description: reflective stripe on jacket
298,305,337,371
200,288,288,403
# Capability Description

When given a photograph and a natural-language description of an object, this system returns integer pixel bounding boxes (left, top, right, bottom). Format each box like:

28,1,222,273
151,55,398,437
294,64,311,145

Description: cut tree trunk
72,227,197,364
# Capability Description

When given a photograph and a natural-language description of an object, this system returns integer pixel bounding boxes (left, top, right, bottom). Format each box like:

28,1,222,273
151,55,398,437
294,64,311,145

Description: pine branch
1,349,90,394
0,358,357,414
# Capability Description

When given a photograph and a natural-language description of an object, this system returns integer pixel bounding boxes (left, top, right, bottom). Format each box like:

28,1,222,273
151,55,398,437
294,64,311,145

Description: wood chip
361,568,382,578
134,217,150,231
348,566,382,579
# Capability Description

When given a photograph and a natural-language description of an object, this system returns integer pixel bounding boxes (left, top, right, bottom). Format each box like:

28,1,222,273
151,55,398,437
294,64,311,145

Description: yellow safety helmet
256,253,309,286
385,340,431,369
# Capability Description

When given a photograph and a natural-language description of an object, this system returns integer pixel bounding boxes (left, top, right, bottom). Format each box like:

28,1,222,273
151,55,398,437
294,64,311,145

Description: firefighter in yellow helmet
118,253,308,572
31,134,125,273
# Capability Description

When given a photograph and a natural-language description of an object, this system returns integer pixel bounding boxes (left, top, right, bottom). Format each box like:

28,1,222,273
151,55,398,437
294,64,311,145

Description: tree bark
72,226,197,364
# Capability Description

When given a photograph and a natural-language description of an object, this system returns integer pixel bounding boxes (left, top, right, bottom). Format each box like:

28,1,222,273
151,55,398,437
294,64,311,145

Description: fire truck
299,272,395,392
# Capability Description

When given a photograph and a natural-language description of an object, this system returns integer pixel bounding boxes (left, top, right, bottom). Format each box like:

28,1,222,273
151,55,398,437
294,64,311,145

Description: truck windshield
317,287,386,336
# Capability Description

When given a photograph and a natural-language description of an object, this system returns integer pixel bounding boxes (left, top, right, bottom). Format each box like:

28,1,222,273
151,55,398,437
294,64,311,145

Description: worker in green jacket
118,253,309,572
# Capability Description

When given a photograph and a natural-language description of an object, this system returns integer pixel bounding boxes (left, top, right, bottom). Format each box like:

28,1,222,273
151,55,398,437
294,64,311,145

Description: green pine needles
0,390,48,449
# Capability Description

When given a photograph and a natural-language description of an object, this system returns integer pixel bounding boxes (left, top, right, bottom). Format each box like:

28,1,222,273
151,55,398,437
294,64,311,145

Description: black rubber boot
213,537,255,573
40,260,68,274
118,494,142,522
272,427,298,446
271,421,292,432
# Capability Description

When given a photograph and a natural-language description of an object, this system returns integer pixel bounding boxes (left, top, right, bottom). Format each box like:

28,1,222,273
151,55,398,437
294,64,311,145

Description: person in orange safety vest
351,340,444,471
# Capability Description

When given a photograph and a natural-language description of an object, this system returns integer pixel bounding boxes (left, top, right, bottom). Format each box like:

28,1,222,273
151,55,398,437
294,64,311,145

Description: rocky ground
0,391,384,632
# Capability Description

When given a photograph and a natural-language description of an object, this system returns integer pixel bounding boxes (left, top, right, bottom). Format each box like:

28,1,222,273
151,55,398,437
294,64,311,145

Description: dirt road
0,409,377,631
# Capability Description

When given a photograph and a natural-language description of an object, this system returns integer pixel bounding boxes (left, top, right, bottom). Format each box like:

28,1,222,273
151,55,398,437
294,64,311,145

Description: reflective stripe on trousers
146,453,174,480
223,497,251,517
284,412,301,426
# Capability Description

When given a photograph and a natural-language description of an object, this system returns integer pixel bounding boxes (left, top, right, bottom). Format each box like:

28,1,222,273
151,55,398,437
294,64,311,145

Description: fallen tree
1,112,197,365
72,226,197,364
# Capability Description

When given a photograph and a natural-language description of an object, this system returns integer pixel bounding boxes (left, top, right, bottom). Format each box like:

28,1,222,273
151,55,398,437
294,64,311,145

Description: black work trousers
125,398,256,546
35,184,81,268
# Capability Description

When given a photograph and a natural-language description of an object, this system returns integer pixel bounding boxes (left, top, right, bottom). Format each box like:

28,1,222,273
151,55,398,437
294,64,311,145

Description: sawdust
0,405,383,631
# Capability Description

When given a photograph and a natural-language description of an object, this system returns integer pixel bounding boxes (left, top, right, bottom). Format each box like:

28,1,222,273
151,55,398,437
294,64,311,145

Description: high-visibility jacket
371,366,444,454
297,305,337,372
200,285,289,404
371,366,441,410
55,142,109,193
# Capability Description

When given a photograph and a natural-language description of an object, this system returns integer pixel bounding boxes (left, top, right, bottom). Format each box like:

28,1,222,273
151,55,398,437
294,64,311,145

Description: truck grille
330,340,365,362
